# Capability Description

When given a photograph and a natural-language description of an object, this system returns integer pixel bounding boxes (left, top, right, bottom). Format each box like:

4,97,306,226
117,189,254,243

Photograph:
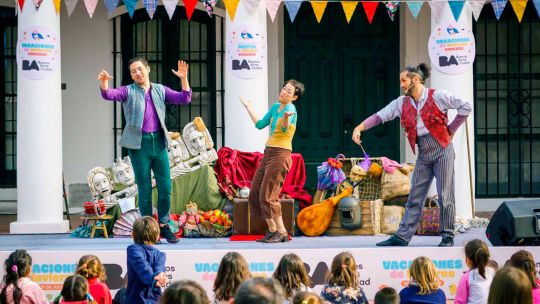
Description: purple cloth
101,86,192,132
361,114,382,131
447,114,468,134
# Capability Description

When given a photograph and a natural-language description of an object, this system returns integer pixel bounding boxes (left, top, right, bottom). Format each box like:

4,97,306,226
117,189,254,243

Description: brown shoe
263,232,289,243
255,231,275,242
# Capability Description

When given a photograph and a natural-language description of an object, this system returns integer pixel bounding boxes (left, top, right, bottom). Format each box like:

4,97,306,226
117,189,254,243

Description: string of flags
16,0,540,23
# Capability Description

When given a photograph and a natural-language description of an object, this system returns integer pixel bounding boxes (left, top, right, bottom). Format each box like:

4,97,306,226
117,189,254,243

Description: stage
0,229,538,301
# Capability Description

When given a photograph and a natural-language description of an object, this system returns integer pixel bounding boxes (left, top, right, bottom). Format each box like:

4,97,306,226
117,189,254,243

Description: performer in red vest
352,63,472,247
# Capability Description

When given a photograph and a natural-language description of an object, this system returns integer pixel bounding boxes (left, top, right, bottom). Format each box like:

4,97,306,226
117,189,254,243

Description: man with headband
352,63,472,247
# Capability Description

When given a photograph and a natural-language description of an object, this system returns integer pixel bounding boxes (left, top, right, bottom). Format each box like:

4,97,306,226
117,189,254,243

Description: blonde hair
327,252,358,289
408,257,440,295
76,255,107,281
132,216,160,245
292,291,323,304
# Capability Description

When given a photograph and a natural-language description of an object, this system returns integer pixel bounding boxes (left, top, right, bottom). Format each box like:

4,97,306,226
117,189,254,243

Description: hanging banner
17,26,60,80
407,1,424,18
104,0,120,16
243,0,260,13
311,1,328,23
448,0,465,21
64,0,78,16
53,0,61,14
428,0,447,24
341,1,358,23
266,0,282,22
83,0,98,18
163,0,178,19
468,0,485,20
227,25,267,79
428,18,475,74
385,1,400,21
183,0,198,20
223,0,241,21
509,0,528,22
143,0,158,19
202,0,216,16
533,0,540,18
491,0,508,19
362,1,378,23
285,0,303,22
124,0,137,17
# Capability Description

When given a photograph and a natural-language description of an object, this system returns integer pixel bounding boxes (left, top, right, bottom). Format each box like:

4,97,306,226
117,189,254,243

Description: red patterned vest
400,89,451,153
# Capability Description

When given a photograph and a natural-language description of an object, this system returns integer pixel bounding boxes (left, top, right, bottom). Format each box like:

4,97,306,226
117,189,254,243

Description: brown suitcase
232,198,295,235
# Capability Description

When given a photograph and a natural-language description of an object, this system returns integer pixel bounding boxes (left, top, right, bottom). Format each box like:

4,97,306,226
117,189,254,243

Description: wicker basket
198,220,232,238
343,158,383,201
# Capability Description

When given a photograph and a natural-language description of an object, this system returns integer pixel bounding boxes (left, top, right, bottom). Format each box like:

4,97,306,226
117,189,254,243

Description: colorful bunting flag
83,0,98,17
509,0,528,22
449,0,465,20
64,0,78,16
124,0,137,17
362,1,378,23
34,0,42,10
491,0,508,19
223,0,241,21
311,1,327,23
104,0,120,16
266,0,281,22
428,0,446,24
143,0,158,18
468,0,485,20
533,0,540,17
54,0,61,13
163,0,178,18
183,0,197,20
407,1,423,18
385,1,399,21
243,0,260,13
284,0,303,22
341,1,358,23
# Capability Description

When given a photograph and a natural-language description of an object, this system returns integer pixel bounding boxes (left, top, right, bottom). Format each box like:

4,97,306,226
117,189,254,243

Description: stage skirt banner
0,246,539,301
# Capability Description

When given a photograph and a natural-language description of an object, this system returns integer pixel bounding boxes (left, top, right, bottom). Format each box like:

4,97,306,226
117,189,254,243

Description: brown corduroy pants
248,147,292,219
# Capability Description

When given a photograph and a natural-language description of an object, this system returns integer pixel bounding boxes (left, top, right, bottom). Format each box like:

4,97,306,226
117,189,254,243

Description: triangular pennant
266,0,281,22
341,1,358,23
243,0,260,13
143,0,157,18
491,0,508,19
385,1,399,21
311,1,327,23
223,0,240,21
449,0,465,20
468,0,485,20
33,0,42,10
163,0,177,18
64,0,78,16
183,0,197,20
124,0,138,17
202,0,216,17
53,0,61,13
428,0,446,24
361,1,378,23
104,0,120,16
15,0,19,14
83,0,98,17
509,0,528,22
533,0,540,17
407,1,423,18
284,0,302,22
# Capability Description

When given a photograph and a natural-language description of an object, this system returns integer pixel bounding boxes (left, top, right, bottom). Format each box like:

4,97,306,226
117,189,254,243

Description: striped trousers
396,134,456,241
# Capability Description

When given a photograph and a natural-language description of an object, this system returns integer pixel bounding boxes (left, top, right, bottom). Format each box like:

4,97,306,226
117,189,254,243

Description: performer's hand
172,60,189,79
97,70,113,81
352,127,362,145
239,96,252,109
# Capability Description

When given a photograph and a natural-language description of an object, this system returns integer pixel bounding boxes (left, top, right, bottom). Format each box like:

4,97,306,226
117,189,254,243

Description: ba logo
22,60,39,71
439,56,459,67
232,59,250,71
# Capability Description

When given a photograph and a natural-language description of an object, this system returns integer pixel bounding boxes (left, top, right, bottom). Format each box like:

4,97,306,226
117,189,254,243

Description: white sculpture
182,117,218,168
168,132,192,178
111,156,138,199
87,167,117,209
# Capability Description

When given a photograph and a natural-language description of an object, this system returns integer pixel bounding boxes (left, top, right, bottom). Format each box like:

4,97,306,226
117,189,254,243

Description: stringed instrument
297,187,353,236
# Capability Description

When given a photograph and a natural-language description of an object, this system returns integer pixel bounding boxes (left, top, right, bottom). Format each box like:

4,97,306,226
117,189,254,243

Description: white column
224,3,269,152
11,0,69,233
430,5,475,218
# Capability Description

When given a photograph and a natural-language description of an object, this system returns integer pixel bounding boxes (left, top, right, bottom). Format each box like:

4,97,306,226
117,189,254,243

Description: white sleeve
376,97,404,123
433,89,473,116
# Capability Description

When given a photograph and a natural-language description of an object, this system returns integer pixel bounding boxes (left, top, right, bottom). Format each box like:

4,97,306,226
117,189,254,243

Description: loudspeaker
486,200,540,246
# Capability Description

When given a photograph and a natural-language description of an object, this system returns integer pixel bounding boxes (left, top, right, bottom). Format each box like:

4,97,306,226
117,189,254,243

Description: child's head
132,216,160,245
1,250,32,303
408,256,440,295
292,291,324,304
279,80,305,103
374,287,399,304
273,253,311,298
76,255,107,282
508,250,538,289
61,274,90,302
488,267,532,304
213,252,252,301
327,252,358,289
464,239,490,279
160,280,209,304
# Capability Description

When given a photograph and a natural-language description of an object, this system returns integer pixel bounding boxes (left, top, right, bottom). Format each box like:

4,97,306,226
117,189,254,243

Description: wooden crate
324,201,374,235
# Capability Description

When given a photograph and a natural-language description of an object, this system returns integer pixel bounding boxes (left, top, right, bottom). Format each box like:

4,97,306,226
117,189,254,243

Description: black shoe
376,235,409,247
263,232,289,243
438,237,454,247
256,231,275,242
160,225,179,244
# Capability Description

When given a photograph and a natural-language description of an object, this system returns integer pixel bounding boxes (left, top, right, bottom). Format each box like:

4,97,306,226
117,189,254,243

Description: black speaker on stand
486,200,540,246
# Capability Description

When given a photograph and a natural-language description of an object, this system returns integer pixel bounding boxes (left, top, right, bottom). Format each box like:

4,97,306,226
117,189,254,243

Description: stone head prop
87,167,113,198
112,156,135,187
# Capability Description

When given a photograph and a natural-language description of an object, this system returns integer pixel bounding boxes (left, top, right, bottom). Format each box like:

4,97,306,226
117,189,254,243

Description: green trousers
128,131,171,224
